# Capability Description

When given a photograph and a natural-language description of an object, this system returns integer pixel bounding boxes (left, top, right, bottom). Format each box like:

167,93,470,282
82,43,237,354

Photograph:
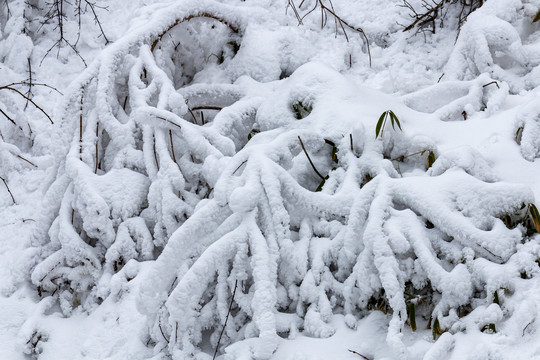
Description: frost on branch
25,0,540,359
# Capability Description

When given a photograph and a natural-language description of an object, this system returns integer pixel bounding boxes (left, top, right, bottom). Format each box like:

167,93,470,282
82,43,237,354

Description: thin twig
0,107,17,125
17,155,38,168
0,85,54,124
232,160,247,175
523,320,533,336
348,349,371,360
298,136,325,180
191,106,222,111
24,58,33,110
0,176,15,204
391,149,427,161
169,129,177,163
83,0,110,44
482,81,499,89
213,280,238,360
186,105,198,124
349,133,353,151
153,136,160,170
79,94,83,159
1,81,62,95
158,321,169,344
156,116,182,129
94,123,99,173
437,73,445,83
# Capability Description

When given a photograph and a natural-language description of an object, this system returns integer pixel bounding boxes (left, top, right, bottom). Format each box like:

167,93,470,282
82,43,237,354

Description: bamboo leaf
427,151,436,168
534,10,540,23
408,303,416,332
529,203,540,233
493,291,499,305
375,111,386,139
392,112,402,131
432,317,441,340
315,175,329,192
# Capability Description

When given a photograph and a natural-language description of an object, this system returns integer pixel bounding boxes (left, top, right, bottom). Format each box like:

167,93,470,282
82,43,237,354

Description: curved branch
151,12,240,52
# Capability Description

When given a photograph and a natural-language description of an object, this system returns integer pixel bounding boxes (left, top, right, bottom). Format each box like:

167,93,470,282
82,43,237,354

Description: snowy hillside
1,0,540,359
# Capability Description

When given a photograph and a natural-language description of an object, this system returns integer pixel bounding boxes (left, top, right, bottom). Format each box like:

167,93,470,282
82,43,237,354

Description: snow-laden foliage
11,0,540,359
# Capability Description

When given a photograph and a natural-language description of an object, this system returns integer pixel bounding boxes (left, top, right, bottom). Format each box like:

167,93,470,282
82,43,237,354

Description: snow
2,0,540,359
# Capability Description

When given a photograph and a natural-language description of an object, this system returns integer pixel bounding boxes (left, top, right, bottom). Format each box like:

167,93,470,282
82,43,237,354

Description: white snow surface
1,0,540,359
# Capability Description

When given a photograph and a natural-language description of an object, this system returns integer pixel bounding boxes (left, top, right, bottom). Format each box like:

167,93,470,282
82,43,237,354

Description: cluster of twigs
28,0,110,65
287,0,371,66
400,0,483,35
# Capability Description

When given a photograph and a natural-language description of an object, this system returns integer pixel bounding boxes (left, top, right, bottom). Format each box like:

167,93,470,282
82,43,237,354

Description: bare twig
191,106,222,111
25,58,33,110
94,123,99,173
401,0,483,34
0,176,16,204
298,136,325,180
4,0,11,18
232,160,247,175
286,0,303,25
158,321,170,344
288,0,371,66
82,0,110,44
79,94,83,159
17,155,38,168
153,136,159,170
348,349,371,360
169,129,177,163
0,107,17,126
186,105,198,124
482,81,499,89
212,280,238,360
523,320,534,336
391,149,427,161
156,116,182,129
1,81,62,95
0,84,54,124
437,73,445,83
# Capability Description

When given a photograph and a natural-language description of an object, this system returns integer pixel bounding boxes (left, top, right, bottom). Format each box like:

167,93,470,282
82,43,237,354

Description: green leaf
247,129,260,141
533,10,540,23
427,151,436,168
529,203,540,233
408,303,416,332
292,101,312,120
390,111,402,131
432,317,441,340
375,111,387,139
315,175,329,192
482,323,497,333
493,291,500,305
331,146,338,163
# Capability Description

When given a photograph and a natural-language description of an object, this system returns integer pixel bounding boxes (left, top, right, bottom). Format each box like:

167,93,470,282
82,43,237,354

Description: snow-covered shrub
515,98,540,161
445,0,540,92
25,0,371,312
24,0,540,359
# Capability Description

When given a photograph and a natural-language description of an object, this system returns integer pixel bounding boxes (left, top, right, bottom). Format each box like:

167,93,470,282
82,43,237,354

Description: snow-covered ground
2,0,540,359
